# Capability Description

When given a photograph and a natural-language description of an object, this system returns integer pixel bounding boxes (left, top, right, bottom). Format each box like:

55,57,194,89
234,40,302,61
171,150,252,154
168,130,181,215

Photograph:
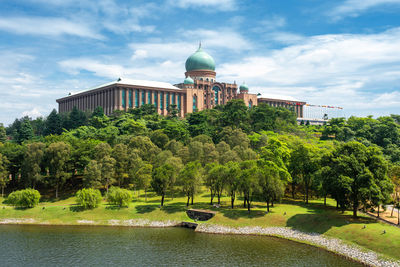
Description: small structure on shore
186,209,216,221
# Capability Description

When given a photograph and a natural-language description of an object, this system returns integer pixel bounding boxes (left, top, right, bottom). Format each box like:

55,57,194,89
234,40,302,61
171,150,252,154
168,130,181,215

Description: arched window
212,86,220,105
206,78,209,81
200,78,203,81
193,94,197,112
249,99,253,108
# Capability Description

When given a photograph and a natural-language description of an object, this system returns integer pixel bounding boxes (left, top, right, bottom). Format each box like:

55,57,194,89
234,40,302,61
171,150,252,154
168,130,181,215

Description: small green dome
184,76,194,84
185,45,215,72
240,83,249,91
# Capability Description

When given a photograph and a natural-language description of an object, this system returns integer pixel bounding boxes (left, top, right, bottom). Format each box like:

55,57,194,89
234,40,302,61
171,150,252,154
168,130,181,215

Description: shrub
76,188,102,209
7,188,41,208
107,187,133,207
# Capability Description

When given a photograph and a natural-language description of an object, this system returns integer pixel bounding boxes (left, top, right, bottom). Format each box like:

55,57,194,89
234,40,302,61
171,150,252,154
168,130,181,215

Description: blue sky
1,0,400,124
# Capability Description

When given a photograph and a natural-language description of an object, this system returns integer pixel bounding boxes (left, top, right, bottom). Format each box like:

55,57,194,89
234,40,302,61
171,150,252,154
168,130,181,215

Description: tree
44,109,62,136
388,165,400,224
7,188,40,208
135,164,153,201
150,130,169,149
206,164,227,205
178,161,202,206
107,187,133,207
21,142,45,188
17,118,34,143
151,164,175,206
83,160,102,188
324,142,393,218
220,99,249,130
46,142,71,199
289,143,319,204
224,161,240,208
76,188,102,209
112,144,129,186
0,123,6,143
238,160,259,212
258,161,285,212
0,153,9,197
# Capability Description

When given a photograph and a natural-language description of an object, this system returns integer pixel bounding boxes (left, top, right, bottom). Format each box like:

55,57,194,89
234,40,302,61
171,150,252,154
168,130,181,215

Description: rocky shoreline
196,224,400,267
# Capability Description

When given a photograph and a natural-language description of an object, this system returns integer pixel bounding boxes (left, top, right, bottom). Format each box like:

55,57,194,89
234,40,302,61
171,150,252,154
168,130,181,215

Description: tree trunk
391,205,395,217
271,200,274,207
55,185,58,199
377,205,380,218
305,183,309,204
324,195,327,206
217,192,221,205
191,193,194,205
145,189,147,202
243,196,247,208
187,195,190,206
231,191,235,209
291,183,295,199
247,197,250,212
161,194,165,206
266,200,269,212
353,198,358,218
1,186,4,198
210,189,214,205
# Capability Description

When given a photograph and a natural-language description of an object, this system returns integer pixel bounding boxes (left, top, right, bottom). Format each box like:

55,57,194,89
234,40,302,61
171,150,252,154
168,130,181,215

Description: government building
56,45,305,118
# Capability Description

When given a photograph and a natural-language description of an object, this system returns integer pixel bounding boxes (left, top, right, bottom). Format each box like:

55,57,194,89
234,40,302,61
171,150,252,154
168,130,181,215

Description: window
135,90,139,107
129,90,133,108
249,100,253,108
122,89,126,108
177,94,181,110
166,92,169,109
148,91,152,104
154,92,158,109
141,90,145,105
172,93,175,105
212,86,220,105
160,92,164,110
193,95,197,112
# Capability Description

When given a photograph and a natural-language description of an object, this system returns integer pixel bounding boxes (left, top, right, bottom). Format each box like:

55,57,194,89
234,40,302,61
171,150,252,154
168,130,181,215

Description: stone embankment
196,224,400,267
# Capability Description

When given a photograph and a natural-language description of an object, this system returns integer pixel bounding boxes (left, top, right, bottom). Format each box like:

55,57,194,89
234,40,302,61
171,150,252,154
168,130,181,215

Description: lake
0,225,362,266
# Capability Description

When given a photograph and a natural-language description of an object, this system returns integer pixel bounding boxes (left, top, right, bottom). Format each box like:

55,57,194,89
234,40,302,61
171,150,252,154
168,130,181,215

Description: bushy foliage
107,187,133,207
76,188,102,209
7,188,41,208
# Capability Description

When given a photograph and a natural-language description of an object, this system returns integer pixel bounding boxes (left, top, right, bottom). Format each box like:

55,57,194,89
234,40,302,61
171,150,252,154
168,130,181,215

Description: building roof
258,93,304,103
185,45,215,72
69,77,181,96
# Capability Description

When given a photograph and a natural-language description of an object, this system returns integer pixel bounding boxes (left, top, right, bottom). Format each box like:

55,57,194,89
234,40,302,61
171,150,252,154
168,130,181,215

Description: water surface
0,225,362,266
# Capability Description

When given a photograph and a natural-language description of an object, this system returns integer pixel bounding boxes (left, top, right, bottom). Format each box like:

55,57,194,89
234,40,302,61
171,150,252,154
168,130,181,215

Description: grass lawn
1,191,400,261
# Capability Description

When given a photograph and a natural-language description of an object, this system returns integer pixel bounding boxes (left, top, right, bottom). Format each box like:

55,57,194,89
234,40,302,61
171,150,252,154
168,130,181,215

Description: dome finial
199,41,201,49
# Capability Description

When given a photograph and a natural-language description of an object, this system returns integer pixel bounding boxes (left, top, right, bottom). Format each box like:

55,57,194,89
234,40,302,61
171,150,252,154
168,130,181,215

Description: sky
1,0,400,124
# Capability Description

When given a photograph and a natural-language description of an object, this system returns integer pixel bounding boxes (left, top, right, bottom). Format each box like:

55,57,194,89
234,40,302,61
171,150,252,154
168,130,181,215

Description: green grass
1,192,400,261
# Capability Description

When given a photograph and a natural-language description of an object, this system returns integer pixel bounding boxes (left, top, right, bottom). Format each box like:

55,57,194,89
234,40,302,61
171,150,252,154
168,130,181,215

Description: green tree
288,143,319,204
83,160,102,188
324,142,393,218
0,123,7,143
258,161,285,212
107,186,133,207
76,188,102,209
46,142,71,199
178,161,202,206
44,109,62,136
17,118,34,143
112,144,129,186
151,164,175,206
7,188,40,208
21,142,45,188
0,153,9,197
135,164,153,201
238,160,259,212
224,161,240,208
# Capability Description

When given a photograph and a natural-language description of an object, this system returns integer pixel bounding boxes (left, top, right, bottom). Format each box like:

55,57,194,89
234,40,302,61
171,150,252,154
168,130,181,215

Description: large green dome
185,46,215,72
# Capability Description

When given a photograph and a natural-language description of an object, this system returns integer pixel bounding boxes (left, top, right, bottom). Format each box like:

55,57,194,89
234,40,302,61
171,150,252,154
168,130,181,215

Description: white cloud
170,0,237,10
330,0,400,20
218,27,400,117
0,17,103,39
22,108,43,119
